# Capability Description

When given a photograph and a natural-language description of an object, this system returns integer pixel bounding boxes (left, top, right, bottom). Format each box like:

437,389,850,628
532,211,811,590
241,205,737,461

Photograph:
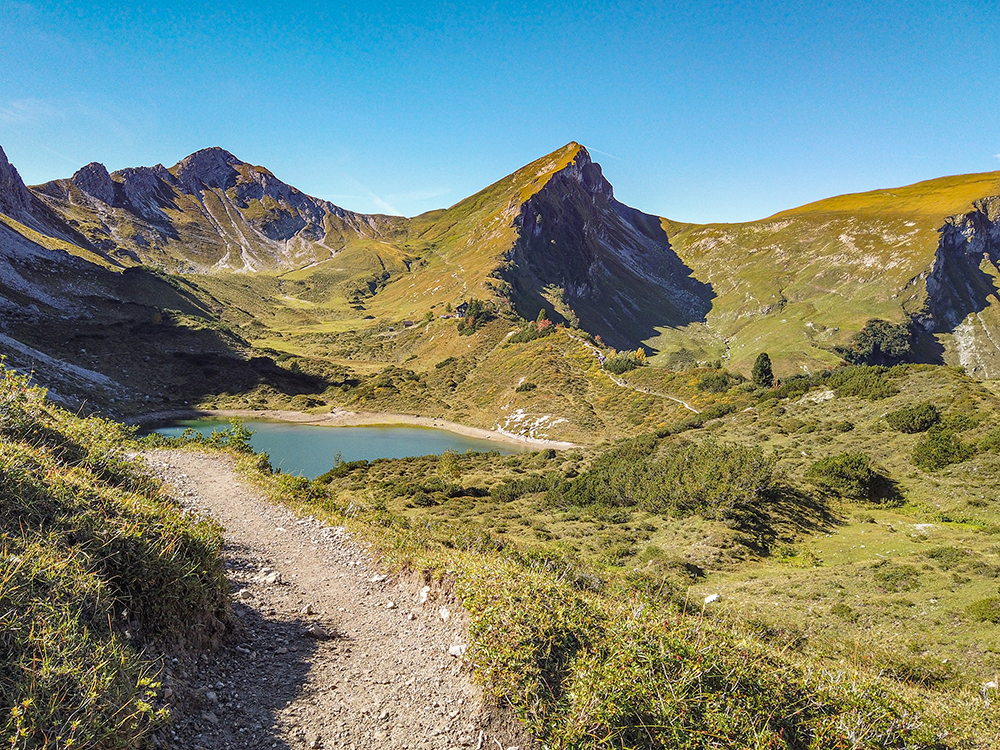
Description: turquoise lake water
150,419,526,478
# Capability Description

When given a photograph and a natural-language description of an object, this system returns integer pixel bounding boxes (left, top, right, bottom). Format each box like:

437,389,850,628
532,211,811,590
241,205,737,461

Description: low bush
980,427,1000,452
967,597,1000,624
515,381,537,393
836,319,914,366
696,371,742,393
805,452,890,502
603,350,647,375
912,426,976,470
549,435,776,527
828,366,899,400
886,402,940,433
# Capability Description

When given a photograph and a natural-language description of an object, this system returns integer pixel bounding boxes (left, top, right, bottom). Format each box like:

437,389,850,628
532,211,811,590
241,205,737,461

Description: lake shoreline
127,407,579,450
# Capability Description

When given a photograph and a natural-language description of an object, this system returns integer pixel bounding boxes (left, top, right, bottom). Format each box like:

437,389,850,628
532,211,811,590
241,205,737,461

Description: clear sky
1,0,998,223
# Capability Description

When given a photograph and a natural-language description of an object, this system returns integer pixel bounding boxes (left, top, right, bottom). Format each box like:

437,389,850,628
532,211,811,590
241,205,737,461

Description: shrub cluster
696,370,742,393
548,435,775,527
912,426,976,470
886,402,940,433
457,298,493,335
804,452,898,503
836,318,914,366
828,365,899,400
603,349,647,375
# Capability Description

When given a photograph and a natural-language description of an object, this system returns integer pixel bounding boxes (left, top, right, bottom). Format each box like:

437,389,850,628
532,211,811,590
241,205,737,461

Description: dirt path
145,449,532,750
568,334,700,414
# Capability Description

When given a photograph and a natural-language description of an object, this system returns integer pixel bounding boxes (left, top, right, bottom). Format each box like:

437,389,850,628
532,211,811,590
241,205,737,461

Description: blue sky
1,0,997,222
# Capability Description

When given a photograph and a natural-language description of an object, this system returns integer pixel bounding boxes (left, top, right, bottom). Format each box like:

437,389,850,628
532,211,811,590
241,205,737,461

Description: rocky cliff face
920,196,1000,376
30,147,405,273
0,145,35,222
499,147,712,349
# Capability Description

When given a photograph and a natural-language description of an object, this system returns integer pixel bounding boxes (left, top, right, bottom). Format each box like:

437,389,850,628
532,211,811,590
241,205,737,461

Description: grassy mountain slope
658,171,1000,376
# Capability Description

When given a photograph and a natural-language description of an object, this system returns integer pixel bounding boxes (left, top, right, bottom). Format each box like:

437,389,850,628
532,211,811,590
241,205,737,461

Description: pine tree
752,352,774,388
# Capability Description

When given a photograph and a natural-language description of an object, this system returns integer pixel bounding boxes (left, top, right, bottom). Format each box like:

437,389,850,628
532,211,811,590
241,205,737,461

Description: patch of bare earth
144,449,534,750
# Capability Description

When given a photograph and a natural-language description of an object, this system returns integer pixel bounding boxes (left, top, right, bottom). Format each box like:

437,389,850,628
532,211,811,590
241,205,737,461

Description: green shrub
515,381,537,393
490,473,560,502
886,403,940,433
912,426,976,470
697,371,739,393
871,561,921,592
828,366,899,400
967,597,1000,624
836,319,914,366
550,435,775,527
435,356,457,369
603,352,646,375
805,452,886,501
980,427,1000,452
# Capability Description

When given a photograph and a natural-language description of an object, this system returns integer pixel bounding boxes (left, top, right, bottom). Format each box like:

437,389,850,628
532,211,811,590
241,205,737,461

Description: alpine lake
149,418,528,478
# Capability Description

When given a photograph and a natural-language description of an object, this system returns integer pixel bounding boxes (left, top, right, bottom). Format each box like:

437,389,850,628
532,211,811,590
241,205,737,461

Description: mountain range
1,141,999,427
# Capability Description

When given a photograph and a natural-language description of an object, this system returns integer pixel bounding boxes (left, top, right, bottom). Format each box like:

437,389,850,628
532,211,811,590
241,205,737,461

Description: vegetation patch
804,452,898,503
886,402,940,433
966,597,1000,624
0,367,230,748
912,426,976,470
835,318,914,366
603,349,647,375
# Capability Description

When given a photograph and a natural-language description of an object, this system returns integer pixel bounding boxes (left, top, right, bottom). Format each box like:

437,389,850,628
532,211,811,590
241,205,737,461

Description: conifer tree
752,352,774,388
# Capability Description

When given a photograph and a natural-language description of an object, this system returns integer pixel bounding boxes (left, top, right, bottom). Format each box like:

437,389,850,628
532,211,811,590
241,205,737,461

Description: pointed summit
171,147,246,192
72,162,116,204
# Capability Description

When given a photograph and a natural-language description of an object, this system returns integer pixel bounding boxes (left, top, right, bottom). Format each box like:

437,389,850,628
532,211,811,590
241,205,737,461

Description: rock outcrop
0,145,36,222
500,146,713,349
921,196,1000,376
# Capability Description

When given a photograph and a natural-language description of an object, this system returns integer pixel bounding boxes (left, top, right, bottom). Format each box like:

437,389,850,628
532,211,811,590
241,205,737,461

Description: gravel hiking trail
144,449,534,750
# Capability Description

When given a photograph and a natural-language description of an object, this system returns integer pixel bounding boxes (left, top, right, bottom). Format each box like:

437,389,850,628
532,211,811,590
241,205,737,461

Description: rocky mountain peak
72,162,116,204
0,144,34,219
556,144,614,202
171,147,246,192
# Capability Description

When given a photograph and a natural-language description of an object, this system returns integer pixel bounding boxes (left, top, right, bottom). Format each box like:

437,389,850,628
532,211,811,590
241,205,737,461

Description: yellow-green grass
0,367,230,748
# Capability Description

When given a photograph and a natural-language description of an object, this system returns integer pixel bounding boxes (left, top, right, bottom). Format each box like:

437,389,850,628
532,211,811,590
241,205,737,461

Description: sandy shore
128,407,579,450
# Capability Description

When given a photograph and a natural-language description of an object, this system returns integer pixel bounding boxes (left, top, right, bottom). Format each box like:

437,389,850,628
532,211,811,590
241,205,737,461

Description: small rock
301,604,315,615
305,625,330,640
418,585,431,604
406,612,416,621
439,606,451,622
704,594,720,605
275,646,289,654
262,571,282,585
309,735,323,749
162,687,174,699
205,691,218,703
236,588,252,601
386,601,396,609
448,644,467,658
372,574,387,583
202,711,219,725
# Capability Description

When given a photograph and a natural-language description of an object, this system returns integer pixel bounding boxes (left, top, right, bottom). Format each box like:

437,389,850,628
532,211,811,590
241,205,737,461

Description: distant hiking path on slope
568,334,700,414
144,449,532,750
